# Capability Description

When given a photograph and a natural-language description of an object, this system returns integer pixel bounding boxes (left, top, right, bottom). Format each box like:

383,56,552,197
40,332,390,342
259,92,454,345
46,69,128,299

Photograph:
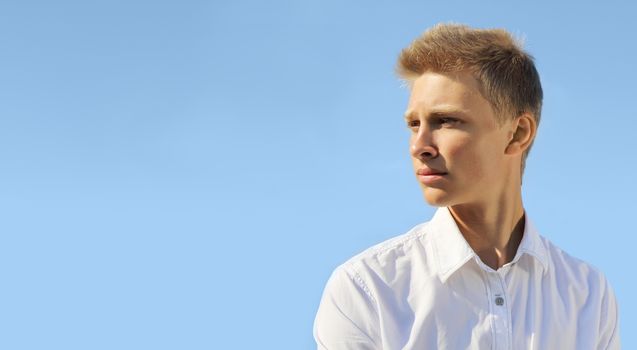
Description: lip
416,167,448,185
417,167,447,176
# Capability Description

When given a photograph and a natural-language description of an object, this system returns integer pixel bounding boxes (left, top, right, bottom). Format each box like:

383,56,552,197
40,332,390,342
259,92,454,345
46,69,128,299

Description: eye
406,120,420,129
438,117,460,126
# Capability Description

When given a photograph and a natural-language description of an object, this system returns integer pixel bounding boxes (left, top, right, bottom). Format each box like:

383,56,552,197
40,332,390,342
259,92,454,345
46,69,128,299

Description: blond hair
397,23,543,173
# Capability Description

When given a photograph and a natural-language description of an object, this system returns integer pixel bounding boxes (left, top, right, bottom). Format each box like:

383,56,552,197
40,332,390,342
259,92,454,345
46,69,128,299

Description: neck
448,186,525,270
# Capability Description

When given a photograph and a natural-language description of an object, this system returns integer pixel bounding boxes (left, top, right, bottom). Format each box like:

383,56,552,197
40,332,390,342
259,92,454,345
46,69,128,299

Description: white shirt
314,207,620,349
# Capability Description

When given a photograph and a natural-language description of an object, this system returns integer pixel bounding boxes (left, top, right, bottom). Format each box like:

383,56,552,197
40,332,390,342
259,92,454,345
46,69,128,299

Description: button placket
487,272,509,350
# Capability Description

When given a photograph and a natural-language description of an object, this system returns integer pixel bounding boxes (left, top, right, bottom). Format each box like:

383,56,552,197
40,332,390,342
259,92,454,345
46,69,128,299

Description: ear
505,112,537,155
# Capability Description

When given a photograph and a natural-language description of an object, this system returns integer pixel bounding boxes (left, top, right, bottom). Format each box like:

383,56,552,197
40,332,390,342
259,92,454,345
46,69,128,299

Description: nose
410,127,438,161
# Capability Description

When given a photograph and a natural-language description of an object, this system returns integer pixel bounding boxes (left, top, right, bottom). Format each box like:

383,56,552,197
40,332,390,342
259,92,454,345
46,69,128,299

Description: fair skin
404,70,537,270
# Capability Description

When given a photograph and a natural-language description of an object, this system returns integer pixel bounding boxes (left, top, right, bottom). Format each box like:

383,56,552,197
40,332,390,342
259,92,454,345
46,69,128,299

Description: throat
449,204,526,270
475,243,522,270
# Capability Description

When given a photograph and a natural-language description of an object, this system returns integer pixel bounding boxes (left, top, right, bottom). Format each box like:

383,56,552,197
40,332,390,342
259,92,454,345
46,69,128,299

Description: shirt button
495,296,504,306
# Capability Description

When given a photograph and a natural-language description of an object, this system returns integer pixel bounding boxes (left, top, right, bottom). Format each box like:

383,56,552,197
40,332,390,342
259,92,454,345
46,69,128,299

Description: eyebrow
403,106,471,121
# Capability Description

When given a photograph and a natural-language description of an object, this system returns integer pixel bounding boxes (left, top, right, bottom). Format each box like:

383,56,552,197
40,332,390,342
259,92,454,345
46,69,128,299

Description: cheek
446,137,492,179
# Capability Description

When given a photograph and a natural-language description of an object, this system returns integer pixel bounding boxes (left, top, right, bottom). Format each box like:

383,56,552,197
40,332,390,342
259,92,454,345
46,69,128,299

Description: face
404,71,515,207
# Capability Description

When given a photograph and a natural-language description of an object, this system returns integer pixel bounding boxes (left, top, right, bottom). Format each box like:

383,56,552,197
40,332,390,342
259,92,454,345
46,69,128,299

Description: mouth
416,168,448,176
416,168,448,185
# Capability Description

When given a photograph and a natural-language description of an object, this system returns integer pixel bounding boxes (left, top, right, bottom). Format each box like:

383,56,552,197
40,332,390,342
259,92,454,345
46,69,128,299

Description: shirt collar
427,207,549,283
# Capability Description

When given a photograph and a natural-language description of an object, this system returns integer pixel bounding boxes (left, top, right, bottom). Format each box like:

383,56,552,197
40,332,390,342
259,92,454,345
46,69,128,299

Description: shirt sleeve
599,276,621,350
313,266,380,350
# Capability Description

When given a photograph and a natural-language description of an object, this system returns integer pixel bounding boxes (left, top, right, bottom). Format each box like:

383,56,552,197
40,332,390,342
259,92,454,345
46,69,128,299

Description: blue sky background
1,0,635,348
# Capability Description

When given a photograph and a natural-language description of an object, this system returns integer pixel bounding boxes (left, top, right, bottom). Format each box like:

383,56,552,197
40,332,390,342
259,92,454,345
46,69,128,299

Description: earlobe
505,113,536,155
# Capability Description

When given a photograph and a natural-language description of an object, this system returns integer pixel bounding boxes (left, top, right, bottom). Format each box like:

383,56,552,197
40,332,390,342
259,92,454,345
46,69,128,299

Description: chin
422,187,457,207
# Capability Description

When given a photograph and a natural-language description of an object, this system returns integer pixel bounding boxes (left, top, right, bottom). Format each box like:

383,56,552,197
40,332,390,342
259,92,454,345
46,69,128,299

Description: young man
314,24,620,349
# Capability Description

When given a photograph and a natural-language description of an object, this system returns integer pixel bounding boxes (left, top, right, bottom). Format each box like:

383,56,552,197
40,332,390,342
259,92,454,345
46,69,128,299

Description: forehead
406,71,490,116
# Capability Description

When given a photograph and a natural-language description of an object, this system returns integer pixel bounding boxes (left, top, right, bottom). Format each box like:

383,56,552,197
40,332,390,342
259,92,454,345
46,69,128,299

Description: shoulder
327,220,437,293
342,221,431,266
540,235,618,318
539,235,621,348
541,235,610,287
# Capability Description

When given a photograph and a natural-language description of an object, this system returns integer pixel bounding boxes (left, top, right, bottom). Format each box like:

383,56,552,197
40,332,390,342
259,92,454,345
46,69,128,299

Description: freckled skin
405,71,516,208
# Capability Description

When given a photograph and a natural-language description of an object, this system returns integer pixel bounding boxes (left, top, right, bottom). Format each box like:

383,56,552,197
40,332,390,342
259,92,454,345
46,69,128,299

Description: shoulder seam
351,269,378,306
338,221,431,270
376,223,429,256
342,222,431,309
